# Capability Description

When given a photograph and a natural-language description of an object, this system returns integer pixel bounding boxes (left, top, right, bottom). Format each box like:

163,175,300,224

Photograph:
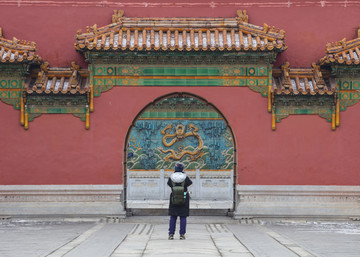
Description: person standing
168,162,193,240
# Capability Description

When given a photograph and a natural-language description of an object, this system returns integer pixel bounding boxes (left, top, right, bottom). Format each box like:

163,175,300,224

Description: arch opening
124,92,237,215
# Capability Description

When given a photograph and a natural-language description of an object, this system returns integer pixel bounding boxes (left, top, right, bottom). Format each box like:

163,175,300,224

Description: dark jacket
167,174,193,217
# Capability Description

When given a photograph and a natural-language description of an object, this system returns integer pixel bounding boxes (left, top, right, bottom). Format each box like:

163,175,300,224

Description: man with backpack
168,162,193,240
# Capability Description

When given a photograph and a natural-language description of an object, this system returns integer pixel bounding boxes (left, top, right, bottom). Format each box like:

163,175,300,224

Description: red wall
1,1,360,186
1,87,360,185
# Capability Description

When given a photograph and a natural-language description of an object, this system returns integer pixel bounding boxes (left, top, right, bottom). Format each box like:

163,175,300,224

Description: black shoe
168,234,174,240
180,234,186,240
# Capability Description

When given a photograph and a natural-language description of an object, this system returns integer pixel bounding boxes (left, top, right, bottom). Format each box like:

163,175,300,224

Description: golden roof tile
25,62,89,95
0,28,42,64
272,62,336,95
320,27,360,65
75,10,286,53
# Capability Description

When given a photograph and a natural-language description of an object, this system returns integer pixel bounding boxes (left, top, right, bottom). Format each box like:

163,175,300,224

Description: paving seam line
140,224,154,257
224,224,255,256
263,228,319,257
46,223,105,257
109,232,130,257
208,224,254,257
208,228,224,257
110,223,152,257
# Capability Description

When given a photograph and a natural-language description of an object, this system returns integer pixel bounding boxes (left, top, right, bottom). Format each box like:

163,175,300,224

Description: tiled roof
272,62,336,95
75,10,286,53
25,62,89,94
0,28,41,64
320,30,360,65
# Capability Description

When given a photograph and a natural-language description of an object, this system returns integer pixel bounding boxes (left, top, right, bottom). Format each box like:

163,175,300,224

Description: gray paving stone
265,230,314,257
206,224,253,256
0,221,94,257
48,223,106,257
227,224,299,257
63,223,133,257
266,221,360,257
1,218,360,257
111,224,153,257
143,224,220,256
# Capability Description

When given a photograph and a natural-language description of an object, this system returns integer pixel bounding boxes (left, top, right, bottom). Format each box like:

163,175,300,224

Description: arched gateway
72,10,285,215
124,93,236,213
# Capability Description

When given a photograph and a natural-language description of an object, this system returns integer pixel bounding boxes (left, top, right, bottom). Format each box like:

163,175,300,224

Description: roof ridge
0,33,37,51
320,27,360,66
26,61,89,95
325,26,360,53
75,10,286,53
326,37,360,53
0,28,41,64
76,10,284,40
272,62,335,96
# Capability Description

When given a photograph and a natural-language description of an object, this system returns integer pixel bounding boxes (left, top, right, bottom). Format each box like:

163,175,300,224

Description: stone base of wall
0,185,125,217
234,185,360,219
1,184,359,218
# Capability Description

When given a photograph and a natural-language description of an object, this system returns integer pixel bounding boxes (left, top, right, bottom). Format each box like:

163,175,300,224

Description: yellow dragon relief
160,124,204,161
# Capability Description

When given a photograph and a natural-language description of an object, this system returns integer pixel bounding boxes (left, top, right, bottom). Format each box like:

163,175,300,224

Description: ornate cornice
86,51,277,65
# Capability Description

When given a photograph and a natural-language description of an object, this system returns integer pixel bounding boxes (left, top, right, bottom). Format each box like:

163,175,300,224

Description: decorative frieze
87,52,277,65
90,62,271,100
0,69,27,110
93,64,269,77
336,78,360,111
273,95,335,122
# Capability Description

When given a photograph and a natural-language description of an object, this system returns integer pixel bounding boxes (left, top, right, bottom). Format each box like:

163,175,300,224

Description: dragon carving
160,124,204,161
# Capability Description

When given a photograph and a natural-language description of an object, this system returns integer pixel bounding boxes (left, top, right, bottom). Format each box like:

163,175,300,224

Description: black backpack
171,180,186,206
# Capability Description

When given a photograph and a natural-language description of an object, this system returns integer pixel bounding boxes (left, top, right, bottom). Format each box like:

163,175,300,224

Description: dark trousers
168,215,187,235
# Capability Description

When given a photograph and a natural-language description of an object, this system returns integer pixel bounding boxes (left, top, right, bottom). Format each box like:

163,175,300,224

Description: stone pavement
0,216,359,257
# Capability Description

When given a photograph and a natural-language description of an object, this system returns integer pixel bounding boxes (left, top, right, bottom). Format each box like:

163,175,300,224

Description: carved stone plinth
127,169,234,201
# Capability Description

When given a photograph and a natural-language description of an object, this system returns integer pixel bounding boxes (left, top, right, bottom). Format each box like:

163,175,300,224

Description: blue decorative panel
126,96,234,171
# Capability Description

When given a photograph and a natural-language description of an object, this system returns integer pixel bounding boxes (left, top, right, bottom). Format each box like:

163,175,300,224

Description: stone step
125,200,234,217
126,208,233,217
126,200,233,209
